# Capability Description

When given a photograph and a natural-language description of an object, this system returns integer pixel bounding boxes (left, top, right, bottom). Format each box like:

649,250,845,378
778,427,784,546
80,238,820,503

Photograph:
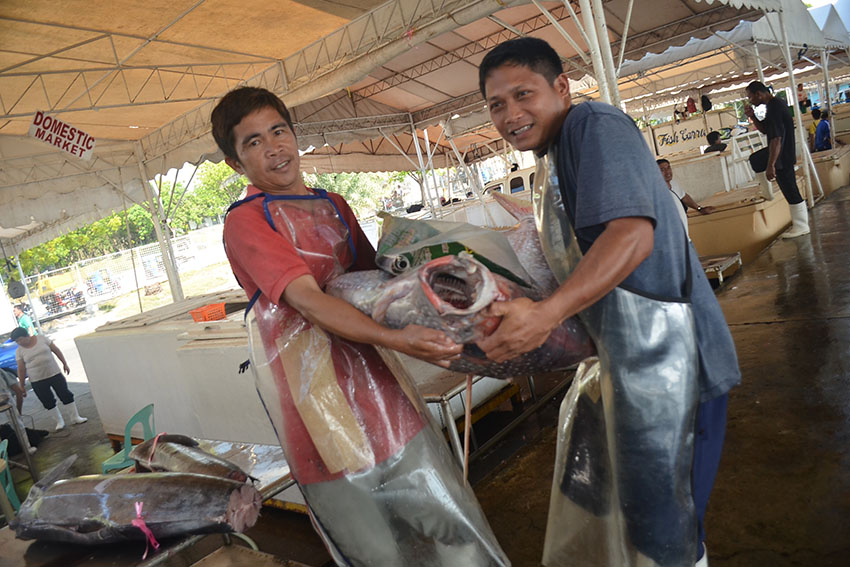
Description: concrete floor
4,188,850,566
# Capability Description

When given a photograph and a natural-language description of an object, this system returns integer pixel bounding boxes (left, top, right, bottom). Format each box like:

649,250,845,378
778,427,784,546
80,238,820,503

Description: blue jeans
693,393,730,550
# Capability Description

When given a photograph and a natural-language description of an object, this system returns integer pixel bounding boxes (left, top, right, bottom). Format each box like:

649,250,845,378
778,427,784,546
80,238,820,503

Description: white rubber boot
756,172,775,201
67,401,88,424
52,406,65,431
695,543,709,567
782,202,811,238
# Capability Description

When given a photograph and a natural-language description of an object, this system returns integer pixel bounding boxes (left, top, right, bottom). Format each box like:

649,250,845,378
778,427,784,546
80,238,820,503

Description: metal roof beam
0,60,274,78
354,2,587,100
0,63,272,119
0,16,277,61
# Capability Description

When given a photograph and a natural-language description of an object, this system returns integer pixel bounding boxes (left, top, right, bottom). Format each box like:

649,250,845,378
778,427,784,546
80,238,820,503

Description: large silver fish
326,252,594,378
13,456,262,545
491,191,560,296
129,434,250,483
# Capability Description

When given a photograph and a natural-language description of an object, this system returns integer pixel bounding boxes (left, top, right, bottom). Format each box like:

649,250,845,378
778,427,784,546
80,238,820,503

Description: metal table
700,253,743,285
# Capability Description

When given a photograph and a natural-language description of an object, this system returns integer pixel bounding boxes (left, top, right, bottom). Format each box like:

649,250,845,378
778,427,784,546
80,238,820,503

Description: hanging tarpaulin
28,111,96,160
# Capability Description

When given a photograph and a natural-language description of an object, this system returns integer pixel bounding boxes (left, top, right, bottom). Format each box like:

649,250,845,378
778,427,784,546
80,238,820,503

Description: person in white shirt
656,159,715,237
11,327,87,431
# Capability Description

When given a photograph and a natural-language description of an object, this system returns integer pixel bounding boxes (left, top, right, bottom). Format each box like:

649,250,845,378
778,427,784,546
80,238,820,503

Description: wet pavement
3,188,850,566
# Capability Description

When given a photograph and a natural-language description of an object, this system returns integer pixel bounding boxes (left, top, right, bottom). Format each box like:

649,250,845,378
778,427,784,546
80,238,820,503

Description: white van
484,166,535,196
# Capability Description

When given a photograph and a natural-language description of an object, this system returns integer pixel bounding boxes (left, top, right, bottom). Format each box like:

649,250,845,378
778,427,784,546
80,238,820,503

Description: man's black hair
811,108,821,120
746,81,771,95
479,37,564,98
211,87,295,162
656,158,670,166
706,131,721,145
821,109,829,119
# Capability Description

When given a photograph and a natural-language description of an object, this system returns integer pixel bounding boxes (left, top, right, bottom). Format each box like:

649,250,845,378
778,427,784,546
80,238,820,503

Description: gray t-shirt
554,101,740,401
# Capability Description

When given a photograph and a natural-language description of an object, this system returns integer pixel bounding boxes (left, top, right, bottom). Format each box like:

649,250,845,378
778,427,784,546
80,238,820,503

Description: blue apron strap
244,288,262,321
226,192,265,214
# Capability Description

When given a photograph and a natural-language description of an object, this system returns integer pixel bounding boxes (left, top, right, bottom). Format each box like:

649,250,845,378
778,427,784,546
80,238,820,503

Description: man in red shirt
212,87,508,566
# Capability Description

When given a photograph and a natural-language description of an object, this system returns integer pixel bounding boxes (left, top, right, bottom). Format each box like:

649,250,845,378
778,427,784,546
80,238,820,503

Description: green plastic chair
102,403,155,474
0,438,21,511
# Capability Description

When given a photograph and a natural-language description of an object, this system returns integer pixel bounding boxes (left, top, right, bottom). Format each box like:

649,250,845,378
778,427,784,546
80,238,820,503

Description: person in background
797,83,807,113
478,36,739,567
703,131,727,153
11,327,86,431
807,108,821,151
13,304,36,336
0,366,26,415
815,109,832,152
657,158,715,238
745,81,810,238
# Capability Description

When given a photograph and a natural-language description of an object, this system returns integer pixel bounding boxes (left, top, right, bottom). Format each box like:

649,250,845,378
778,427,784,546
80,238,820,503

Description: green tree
169,162,247,233
304,171,401,218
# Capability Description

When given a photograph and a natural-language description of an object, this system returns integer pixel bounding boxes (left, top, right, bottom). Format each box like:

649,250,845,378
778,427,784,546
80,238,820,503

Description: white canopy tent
617,0,839,111
0,0,781,238
1,0,787,299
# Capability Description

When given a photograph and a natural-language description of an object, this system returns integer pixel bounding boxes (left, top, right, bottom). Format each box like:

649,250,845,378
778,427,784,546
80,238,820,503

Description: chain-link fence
12,224,237,321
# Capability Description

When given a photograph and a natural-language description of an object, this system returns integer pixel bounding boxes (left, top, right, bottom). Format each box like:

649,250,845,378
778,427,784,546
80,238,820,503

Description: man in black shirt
703,131,727,153
744,81,810,238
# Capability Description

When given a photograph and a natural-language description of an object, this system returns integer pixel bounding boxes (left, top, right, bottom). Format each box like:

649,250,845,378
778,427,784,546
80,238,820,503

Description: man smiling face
484,63,572,155
225,106,308,195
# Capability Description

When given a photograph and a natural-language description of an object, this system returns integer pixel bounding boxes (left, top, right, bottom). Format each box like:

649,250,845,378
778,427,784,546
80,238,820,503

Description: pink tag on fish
132,501,160,559
146,432,167,465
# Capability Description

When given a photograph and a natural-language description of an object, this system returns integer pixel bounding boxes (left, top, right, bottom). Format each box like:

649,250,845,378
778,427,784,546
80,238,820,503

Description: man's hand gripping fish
326,252,594,378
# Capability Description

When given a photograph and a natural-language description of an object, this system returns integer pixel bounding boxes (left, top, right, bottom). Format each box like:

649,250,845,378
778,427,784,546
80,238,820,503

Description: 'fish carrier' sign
28,111,96,160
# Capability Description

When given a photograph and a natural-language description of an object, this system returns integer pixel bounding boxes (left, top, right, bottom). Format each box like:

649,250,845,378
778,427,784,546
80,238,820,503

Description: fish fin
157,434,199,447
34,454,77,489
19,454,78,506
491,191,533,219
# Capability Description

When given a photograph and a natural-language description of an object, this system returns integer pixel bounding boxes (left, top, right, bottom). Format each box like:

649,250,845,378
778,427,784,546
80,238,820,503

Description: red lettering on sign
44,133,53,145
33,111,45,127
85,135,94,150
34,128,47,140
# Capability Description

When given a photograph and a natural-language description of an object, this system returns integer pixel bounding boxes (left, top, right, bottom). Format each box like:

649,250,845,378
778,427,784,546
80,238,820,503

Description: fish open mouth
430,272,475,309
419,253,497,315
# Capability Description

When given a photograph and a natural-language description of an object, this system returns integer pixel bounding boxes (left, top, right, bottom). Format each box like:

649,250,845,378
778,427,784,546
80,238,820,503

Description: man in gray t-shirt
478,37,739,566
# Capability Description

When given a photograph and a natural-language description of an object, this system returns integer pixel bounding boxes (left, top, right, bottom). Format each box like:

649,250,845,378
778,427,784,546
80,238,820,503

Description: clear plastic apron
535,151,700,567
229,191,509,567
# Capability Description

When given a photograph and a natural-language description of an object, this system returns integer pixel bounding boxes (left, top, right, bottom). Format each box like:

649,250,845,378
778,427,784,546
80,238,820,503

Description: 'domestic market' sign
28,111,96,160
